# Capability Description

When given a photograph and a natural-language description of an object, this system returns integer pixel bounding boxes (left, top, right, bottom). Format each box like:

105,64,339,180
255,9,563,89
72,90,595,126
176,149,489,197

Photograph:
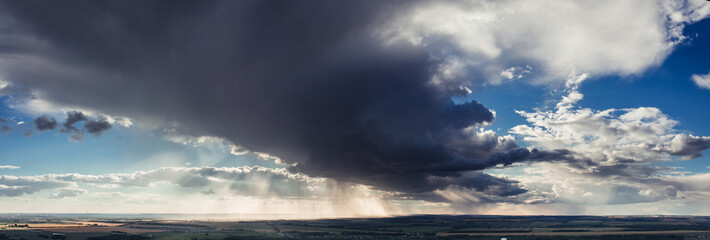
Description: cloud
0,166,553,213
0,175,73,197
50,188,87,199
62,111,88,130
0,78,33,104
382,0,710,85
0,0,538,199
0,1,707,203
25,110,115,140
33,115,57,132
0,166,327,199
691,72,710,90
60,111,87,141
508,74,710,205
83,117,112,136
500,66,532,81
666,134,710,159
512,74,710,164
0,165,547,205
53,166,324,198
230,145,249,156
0,165,20,170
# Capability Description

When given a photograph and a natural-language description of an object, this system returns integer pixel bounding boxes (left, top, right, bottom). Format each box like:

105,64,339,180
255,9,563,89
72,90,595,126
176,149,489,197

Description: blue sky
1,0,710,216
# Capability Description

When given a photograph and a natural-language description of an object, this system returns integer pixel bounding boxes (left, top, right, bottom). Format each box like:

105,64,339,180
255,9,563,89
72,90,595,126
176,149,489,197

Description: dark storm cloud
61,111,88,141
62,111,87,132
0,80,33,102
83,117,112,136
30,110,113,140
33,115,57,131
485,148,591,167
0,0,575,200
56,111,113,140
435,172,528,197
401,171,530,203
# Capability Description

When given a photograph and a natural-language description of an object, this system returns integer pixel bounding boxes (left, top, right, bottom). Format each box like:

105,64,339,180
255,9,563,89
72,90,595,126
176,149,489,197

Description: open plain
2,214,710,240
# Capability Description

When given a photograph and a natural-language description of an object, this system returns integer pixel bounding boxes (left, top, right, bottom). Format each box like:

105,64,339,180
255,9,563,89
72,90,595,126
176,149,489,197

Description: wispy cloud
0,166,323,199
50,188,87,199
0,165,20,170
691,72,710,90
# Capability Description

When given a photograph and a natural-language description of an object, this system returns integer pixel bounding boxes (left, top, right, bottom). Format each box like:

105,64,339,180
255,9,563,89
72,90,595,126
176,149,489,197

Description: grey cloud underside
33,111,113,140
62,111,87,132
0,176,71,197
537,143,710,205
0,0,580,201
667,135,710,159
61,111,88,141
33,115,57,131
0,81,32,102
83,117,112,136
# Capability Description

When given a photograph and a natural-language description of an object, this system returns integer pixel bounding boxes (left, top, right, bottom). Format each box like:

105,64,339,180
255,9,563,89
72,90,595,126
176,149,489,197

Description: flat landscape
2,214,710,240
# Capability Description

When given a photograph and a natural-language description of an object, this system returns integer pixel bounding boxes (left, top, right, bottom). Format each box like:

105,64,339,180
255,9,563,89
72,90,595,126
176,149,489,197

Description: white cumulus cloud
506,73,710,207
382,0,710,86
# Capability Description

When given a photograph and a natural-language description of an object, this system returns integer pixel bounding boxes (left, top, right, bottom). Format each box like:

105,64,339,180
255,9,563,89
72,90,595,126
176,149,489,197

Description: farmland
1,214,710,239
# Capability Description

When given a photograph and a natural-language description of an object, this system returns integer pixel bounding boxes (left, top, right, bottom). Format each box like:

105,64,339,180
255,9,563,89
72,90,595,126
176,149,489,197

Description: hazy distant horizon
3,213,710,222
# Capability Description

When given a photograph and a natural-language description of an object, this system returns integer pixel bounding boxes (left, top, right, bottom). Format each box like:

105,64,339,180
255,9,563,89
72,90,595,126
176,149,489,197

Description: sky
1,0,710,217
